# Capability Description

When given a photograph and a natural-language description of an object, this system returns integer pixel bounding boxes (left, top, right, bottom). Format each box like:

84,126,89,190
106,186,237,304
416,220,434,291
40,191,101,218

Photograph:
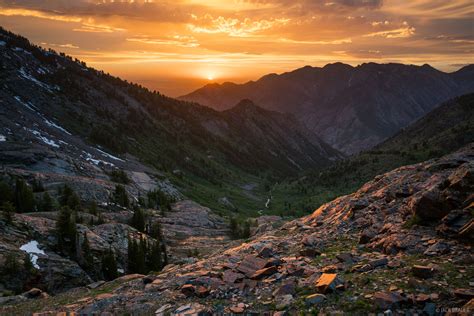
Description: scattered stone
299,248,321,257
453,288,474,300
22,288,44,299
315,273,338,293
155,304,172,315
87,281,106,289
196,285,210,298
237,255,268,277
373,291,406,309
180,284,195,297
222,270,244,284
229,305,244,314
305,293,326,306
370,257,389,268
336,253,353,263
276,294,294,310
258,247,273,258
412,265,434,279
251,266,278,279
424,242,449,256
273,282,296,296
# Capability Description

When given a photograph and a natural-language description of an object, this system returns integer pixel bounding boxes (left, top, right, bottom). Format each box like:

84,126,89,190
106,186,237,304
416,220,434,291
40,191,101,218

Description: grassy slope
269,93,474,217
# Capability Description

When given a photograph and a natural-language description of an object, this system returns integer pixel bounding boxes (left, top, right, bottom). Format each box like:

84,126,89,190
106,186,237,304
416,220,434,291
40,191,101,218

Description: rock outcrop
3,144,472,314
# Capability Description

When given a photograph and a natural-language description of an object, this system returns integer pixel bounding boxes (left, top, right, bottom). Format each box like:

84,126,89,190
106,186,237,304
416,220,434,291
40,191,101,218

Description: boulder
454,288,474,300
305,294,327,306
273,282,295,297
408,188,450,221
315,273,338,293
222,270,244,284
180,284,195,297
373,291,407,309
236,255,268,277
251,266,278,279
412,265,434,279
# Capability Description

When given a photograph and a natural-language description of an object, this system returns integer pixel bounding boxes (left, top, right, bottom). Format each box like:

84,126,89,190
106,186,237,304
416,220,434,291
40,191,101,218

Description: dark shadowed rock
412,265,435,279
373,291,407,309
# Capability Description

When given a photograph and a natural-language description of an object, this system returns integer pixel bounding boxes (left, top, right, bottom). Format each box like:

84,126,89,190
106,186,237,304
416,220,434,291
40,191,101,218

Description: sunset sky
0,0,472,96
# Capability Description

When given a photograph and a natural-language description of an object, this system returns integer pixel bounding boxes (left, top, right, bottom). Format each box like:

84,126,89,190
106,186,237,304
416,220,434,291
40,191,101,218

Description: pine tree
161,242,168,266
59,184,80,211
135,237,146,274
88,200,98,216
113,185,129,208
229,217,238,238
14,178,35,213
149,221,163,241
23,252,34,272
56,206,77,253
127,236,137,273
130,206,145,232
101,249,118,281
41,192,54,212
3,253,19,274
1,201,14,224
0,181,14,205
148,240,162,272
82,232,94,270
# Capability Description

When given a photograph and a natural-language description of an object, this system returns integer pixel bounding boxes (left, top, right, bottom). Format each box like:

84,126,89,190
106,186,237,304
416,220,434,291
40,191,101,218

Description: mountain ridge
181,62,474,154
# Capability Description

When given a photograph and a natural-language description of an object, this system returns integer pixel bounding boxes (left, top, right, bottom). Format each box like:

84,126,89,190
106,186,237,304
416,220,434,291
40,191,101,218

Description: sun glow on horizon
0,0,472,96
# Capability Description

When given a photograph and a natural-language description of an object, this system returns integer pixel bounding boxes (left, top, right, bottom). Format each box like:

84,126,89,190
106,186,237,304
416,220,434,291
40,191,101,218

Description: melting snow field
96,148,125,162
82,151,115,167
44,118,72,135
20,240,46,269
27,129,60,148
18,68,55,92
0,135,6,142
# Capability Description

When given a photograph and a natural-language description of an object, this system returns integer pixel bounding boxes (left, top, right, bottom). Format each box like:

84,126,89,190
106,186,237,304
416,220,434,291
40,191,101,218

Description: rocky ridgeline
2,144,472,315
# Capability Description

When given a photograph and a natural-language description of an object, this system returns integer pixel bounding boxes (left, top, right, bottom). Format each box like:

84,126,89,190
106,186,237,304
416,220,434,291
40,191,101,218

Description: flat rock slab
315,273,337,293
237,255,268,277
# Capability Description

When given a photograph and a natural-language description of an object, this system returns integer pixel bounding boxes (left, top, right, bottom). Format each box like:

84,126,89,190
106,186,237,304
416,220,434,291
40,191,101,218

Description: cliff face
4,144,472,314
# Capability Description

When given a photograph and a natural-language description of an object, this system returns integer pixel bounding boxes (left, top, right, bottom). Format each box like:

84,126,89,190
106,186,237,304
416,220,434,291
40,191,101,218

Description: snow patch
14,95,38,112
44,118,72,135
96,148,124,162
26,128,60,148
117,268,124,274
20,240,46,269
0,135,5,142
82,151,115,167
18,68,56,92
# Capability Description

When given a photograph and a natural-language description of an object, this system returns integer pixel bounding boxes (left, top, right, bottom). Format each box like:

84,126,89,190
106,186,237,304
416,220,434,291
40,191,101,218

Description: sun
207,74,215,81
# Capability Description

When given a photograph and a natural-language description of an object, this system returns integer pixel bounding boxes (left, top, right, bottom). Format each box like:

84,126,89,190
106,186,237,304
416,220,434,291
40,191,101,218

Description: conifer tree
56,206,77,253
1,201,14,224
88,200,98,216
148,241,162,272
23,253,34,272
41,191,54,212
135,237,147,274
130,205,145,232
127,236,137,273
14,178,35,213
114,185,129,208
82,232,94,270
101,248,118,281
0,181,14,205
